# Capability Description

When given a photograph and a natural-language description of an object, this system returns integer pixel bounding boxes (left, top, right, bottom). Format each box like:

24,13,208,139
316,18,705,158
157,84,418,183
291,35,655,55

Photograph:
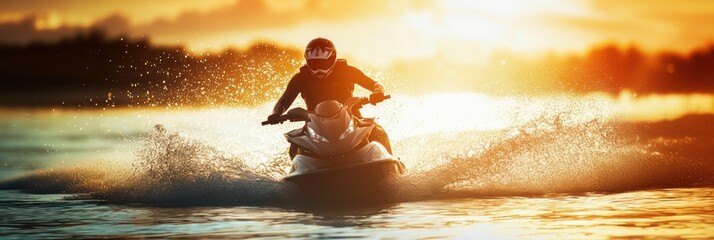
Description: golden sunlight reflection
4,91,711,172
100,91,708,163
367,92,618,141
616,91,714,121
387,188,714,239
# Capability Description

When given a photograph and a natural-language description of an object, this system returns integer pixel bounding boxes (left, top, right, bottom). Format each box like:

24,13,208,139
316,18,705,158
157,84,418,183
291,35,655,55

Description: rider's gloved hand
369,92,385,105
267,113,282,123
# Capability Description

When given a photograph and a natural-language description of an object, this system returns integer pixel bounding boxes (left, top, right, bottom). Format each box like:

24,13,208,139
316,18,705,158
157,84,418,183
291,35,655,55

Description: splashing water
1,93,712,207
89,124,288,206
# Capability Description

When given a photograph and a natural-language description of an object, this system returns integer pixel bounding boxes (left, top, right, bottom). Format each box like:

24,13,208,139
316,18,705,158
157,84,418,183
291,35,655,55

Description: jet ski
262,95,405,202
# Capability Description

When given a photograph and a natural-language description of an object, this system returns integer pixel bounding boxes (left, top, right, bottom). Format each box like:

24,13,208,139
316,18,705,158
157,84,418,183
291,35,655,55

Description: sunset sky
1,0,713,65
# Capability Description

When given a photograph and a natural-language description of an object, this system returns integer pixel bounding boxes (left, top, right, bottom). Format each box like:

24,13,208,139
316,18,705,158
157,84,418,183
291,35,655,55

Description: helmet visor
307,57,336,72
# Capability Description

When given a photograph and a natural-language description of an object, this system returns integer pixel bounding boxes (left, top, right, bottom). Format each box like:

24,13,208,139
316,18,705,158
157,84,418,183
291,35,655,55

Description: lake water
1,93,713,239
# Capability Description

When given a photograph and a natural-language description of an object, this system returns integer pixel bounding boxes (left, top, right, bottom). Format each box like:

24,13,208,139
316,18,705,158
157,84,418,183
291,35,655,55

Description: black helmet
304,37,336,79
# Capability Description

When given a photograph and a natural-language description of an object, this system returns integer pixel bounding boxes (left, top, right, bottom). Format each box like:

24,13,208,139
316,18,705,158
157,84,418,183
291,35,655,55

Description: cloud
548,0,714,50
134,0,403,38
1,0,711,54
0,14,82,44
90,14,131,37
0,13,132,45
0,0,418,45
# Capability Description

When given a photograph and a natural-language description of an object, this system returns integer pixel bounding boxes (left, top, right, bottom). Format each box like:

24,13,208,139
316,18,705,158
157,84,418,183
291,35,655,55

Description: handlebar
360,94,391,105
262,95,391,126
261,116,287,126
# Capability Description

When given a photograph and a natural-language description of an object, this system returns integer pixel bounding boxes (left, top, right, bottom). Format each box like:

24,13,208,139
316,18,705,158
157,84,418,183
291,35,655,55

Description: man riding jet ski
263,38,404,200
266,37,392,155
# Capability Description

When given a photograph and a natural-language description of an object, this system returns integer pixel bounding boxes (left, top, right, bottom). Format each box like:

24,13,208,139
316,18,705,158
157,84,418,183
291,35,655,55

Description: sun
403,0,590,55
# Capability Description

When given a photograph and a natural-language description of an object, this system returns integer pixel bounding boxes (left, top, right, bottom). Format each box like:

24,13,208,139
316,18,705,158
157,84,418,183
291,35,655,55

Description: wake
0,124,287,206
1,94,712,206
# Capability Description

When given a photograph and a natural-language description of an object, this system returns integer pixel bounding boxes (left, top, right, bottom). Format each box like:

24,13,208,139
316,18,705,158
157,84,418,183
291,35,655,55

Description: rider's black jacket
272,59,379,115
